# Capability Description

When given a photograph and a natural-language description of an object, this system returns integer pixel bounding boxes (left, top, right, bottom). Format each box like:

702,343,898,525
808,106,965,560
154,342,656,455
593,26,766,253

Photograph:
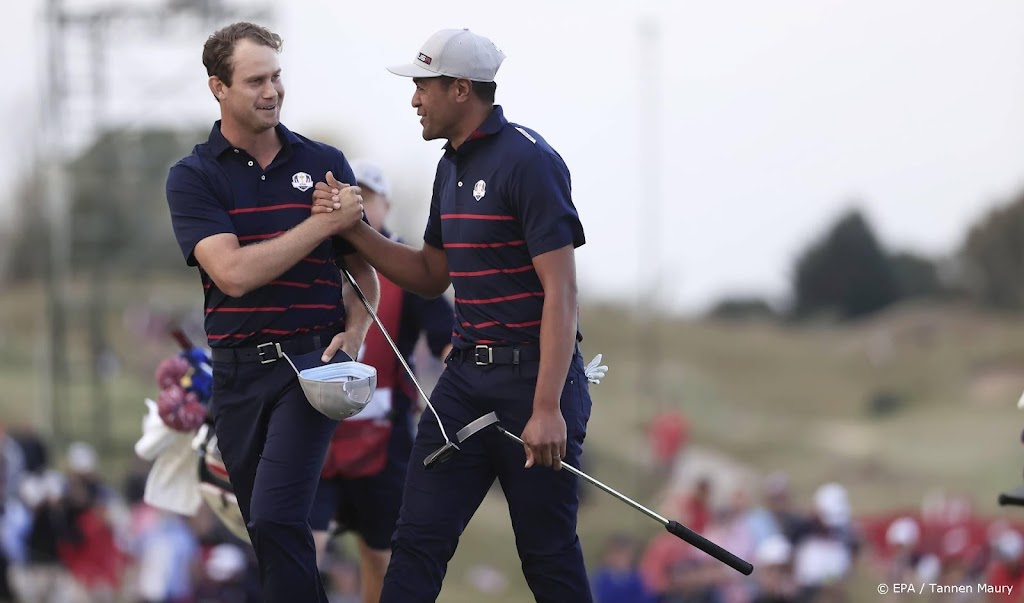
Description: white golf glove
584,353,608,385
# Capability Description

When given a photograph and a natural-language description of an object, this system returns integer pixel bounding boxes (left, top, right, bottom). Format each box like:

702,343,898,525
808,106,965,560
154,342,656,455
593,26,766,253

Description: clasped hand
310,171,363,233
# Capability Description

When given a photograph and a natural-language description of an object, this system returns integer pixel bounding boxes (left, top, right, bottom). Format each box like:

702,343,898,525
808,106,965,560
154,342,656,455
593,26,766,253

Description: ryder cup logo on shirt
473,180,486,201
292,172,313,192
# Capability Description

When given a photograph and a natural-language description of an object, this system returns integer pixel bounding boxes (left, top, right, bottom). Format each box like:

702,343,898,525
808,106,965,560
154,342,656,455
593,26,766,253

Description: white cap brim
387,62,441,78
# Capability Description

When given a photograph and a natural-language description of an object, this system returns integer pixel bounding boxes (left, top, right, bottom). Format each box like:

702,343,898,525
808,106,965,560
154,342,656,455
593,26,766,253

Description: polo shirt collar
207,120,304,157
444,105,507,155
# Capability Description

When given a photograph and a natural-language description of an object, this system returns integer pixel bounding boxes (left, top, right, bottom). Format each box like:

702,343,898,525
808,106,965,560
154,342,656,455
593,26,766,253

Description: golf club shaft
341,267,452,444
495,426,753,576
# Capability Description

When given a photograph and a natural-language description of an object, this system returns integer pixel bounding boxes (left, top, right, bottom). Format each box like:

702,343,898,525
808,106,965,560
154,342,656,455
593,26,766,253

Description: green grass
3,280,1024,600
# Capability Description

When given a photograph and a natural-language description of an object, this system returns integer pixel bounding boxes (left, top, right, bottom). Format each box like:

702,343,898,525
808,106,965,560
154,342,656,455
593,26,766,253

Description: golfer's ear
209,76,225,102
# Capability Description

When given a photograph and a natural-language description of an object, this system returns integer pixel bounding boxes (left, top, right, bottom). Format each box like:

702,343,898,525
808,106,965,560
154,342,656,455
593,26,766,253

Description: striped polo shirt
423,106,585,349
166,121,356,348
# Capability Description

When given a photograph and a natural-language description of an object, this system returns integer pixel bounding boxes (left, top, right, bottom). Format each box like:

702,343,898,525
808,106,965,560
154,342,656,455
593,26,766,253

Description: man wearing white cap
313,27,594,602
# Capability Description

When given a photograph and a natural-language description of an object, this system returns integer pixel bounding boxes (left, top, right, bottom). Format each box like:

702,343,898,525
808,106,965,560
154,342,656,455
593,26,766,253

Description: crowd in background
2,420,1023,603
591,468,1024,603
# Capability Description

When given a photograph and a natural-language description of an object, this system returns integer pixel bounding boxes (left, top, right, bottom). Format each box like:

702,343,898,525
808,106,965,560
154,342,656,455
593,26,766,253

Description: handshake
311,170,365,235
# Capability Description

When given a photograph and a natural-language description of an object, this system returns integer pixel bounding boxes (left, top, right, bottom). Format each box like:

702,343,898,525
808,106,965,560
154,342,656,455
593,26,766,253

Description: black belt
450,344,541,366
210,330,338,364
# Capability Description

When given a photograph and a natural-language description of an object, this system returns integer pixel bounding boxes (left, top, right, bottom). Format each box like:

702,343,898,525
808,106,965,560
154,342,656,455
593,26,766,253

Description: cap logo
417,52,432,65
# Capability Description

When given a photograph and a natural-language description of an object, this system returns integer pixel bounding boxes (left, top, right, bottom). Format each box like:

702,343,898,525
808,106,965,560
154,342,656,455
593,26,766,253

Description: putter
437,410,755,576
339,266,458,467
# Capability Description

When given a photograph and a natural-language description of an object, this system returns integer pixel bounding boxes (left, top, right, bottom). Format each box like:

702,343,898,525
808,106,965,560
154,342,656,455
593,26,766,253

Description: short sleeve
166,162,235,267
423,160,446,250
508,151,585,258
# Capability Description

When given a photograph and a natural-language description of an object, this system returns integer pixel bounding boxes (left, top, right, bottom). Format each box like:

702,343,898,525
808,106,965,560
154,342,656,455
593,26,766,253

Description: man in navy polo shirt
165,22,379,602
313,28,593,603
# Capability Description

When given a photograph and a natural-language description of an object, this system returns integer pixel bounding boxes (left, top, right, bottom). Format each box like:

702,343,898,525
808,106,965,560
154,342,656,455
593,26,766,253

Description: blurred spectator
195,542,251,603
639,531,693,597
704,489,757,603
746,472,802,546
130,509,200,603
791,483,859,602
881,517,922,584
10,470,79,603
56,442,127,602
751,534,797,603
8,427,48,476
659,555,723,603
647,411,689,475
0,425,27,601
591,533,656,603
984,529,1024,602
681,476,713,535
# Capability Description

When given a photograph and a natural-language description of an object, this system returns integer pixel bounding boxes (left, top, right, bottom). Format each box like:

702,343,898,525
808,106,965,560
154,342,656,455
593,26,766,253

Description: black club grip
666,520,754,575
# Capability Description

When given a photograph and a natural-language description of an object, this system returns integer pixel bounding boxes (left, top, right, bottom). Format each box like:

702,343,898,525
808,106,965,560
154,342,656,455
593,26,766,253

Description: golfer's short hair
438,76,497,104
203,22,282,87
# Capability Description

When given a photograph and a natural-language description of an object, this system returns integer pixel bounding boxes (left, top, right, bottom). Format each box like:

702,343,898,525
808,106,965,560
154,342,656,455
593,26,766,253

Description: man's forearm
533,286,578,412
214,217,334,297
340,256,379,357
344,222,450,298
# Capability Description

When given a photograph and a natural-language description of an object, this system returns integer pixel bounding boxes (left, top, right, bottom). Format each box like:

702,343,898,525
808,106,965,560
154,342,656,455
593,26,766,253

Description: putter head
456,412,499,442
423,441,460,469
422,412,500,470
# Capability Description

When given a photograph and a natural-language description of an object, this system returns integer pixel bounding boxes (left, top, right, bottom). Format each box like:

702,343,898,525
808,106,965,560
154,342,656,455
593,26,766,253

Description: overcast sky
5,0,1024,313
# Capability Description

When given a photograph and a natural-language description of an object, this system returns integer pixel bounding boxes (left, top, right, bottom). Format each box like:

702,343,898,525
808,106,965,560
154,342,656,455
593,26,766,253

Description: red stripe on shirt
303,258,329,265
207,319,342,341
238,231,287,242
206,307,287,313
228,203,309,215
454,292,544,305
505,319,543,328
441,214,515,221
461,319,543,329
444,240,525,249
291,304,336,310
461,320,500,329
269,280,311,289
449,265,534,277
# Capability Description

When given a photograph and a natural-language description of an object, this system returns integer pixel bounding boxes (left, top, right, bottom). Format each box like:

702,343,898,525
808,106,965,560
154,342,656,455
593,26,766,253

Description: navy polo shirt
423,106,585,349
166,121,357,347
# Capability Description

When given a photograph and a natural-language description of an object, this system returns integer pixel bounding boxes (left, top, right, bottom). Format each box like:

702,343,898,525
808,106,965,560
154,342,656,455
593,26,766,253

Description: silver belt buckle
257,342,282,364
474,345,492,366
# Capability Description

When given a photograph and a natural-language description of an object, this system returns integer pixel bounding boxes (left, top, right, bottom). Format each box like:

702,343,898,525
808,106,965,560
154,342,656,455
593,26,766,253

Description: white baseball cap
886,517,920,547
388,28,505,82
67,441,98,474
814,482,851,528
350,159,391,198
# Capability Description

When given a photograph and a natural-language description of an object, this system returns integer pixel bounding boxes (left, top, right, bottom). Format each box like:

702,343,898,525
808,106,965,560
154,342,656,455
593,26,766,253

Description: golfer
312,28,594,603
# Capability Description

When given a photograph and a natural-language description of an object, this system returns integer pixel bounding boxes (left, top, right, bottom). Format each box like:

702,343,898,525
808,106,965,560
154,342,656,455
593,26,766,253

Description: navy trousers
379,351,594,603
211,347,345,602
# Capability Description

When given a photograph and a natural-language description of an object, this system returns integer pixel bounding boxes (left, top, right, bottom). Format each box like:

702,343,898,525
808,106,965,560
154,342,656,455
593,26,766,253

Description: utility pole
636,17,665,411
42,0,71,449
